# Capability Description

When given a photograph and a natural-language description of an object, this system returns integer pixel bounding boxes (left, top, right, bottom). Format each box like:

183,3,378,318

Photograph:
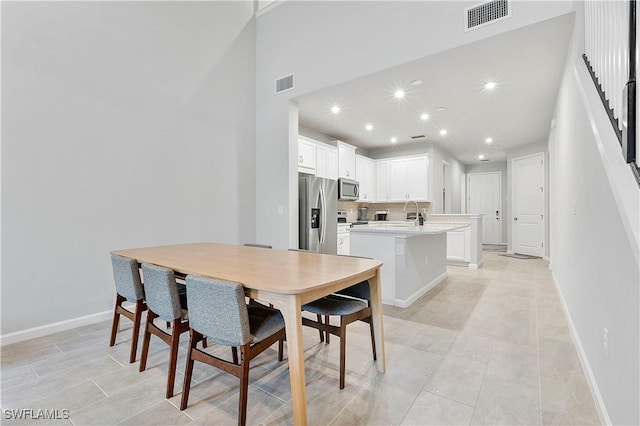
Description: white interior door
468,172,501,244
513,152,545,256
442,161,451,213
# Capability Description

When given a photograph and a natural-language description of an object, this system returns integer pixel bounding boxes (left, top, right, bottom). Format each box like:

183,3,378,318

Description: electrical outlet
277,205,284,214
603,327,609,357
571,200,577,215
396,244,404,256
425,255,429,264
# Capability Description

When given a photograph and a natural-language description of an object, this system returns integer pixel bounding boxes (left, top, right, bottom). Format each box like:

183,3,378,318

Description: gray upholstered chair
180,275,286,426
138,263,191,399
297,252,376,389
109,255,147,363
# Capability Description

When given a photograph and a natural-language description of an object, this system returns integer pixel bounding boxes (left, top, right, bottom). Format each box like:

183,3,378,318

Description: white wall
549,3,640,423
465,161,508,243
1,2,257,335
430,143,465,215
255,1,577,249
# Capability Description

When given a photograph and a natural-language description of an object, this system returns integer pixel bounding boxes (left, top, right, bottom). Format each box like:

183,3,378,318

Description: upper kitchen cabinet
376,160,391,202
337,141,356,179
298,137,316,174
316,142,338,180
355,155,376,202
406,156,429,200
384,155,430,202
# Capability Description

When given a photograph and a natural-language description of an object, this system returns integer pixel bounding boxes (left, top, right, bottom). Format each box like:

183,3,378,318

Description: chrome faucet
403,200,420,225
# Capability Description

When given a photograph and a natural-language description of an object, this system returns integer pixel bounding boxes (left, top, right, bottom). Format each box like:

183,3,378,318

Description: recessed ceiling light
420,113,429,121
484,81,497,90
485,137,493,143
365,124,373,131
390,137,398,143
411,80,423,86
436,107,445,112
439,129,447,136
331,105,340,114
478,154,485,160
394,90,405,99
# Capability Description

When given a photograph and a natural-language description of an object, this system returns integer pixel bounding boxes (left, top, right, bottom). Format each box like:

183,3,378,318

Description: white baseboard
0,310,113,347
393,271,447,308
506,250,515,254
469,259,484,269
550,272,611,425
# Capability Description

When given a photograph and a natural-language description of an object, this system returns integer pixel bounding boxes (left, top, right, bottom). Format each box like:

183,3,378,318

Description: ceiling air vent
465,0,511,32
275,73,294,94
480,158,491,162
410,135,426,139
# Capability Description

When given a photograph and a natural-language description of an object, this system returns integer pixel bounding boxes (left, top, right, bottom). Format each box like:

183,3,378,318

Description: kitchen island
350,223,469,307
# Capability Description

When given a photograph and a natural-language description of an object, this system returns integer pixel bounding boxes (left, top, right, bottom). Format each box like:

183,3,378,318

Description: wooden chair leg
166,319,181,398
278,339,284,362
368,318,376,361
325,315,331,344
130,299,145,363
232,347,239,365
238,344,251,426
109,295,125,346
316,314,324,342
202,338,208,349
180,330,199,411
339,319,347,390
139,310,156,372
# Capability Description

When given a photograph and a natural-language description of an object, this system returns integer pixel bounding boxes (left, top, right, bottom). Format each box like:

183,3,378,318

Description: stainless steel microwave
338,178,359,201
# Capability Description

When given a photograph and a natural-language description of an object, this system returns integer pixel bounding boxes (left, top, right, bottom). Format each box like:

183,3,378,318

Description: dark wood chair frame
303,303,376,389
109,295,147,364
139,310,196,398
180,327,285,426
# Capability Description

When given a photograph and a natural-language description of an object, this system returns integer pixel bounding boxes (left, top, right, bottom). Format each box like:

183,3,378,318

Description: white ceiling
296,13,574,165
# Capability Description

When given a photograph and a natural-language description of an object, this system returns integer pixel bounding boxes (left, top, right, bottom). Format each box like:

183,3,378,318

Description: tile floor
1,252,600,425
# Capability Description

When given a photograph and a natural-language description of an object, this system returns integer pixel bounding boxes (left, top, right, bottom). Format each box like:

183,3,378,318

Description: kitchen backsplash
337,201,432,222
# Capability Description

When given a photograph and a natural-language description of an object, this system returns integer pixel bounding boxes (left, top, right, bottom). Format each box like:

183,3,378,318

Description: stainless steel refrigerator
299,175,337,254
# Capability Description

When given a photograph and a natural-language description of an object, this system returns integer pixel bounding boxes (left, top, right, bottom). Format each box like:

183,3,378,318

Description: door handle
513,217,518,221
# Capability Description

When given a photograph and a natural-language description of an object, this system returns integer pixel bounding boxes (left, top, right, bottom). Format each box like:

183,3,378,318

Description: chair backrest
111,255,144,302
141,264,183,322
336,281,370,300
185,275,251,347
244,243,272,249
335,255,373,301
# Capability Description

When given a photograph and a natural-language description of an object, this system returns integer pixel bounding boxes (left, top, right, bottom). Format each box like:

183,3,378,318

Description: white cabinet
447,228,471,262
386,155,429,201
337,227,351,255
376,160,391,202
316,143,338,180
337,141,356,179
356,155,376,202
389,159,409,201
298,138,316,174
326,146,338,180
406,156,429,200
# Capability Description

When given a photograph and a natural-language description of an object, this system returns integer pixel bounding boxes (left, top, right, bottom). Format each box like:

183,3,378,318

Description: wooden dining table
111,242,385,425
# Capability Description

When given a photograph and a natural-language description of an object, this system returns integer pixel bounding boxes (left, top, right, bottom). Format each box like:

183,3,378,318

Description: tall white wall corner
573,57,640,266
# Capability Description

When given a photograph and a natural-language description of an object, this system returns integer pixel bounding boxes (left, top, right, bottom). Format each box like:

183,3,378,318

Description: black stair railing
583,0,640,187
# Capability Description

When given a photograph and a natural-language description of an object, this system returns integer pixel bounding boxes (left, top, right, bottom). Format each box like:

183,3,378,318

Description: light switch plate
396,244,404,256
